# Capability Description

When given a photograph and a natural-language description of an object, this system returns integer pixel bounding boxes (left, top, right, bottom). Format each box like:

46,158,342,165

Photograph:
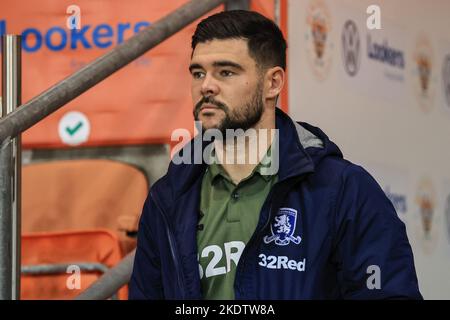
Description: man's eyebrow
213,60,244,71
189,63,203,72
188,61,244,72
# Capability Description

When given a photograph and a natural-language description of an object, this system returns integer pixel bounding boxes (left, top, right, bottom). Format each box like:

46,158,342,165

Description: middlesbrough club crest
264,208,302,246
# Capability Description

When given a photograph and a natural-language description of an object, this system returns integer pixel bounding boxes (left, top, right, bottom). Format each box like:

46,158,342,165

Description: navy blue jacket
129,108,422,299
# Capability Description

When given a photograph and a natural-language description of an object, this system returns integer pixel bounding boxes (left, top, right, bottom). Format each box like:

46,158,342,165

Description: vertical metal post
0,34,22,300
225,0,249,11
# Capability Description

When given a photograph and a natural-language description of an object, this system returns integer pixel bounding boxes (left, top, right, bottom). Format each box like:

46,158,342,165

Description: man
129,10,422,299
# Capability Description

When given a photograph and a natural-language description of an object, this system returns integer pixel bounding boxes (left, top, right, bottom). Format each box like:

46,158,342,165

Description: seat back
22,159,149,254
21,230,126,299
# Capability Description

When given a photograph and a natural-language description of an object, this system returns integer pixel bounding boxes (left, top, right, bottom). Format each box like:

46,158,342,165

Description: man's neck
214,116,275,185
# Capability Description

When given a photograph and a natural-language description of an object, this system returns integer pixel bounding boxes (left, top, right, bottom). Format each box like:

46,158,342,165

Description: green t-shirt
197,147,277,299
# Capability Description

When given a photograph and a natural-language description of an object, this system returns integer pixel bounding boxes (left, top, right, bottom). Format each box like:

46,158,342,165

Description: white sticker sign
58,111,90,146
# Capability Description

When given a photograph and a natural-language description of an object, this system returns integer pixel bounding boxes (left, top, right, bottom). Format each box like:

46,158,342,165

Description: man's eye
192,71,205,79
220,70,234,77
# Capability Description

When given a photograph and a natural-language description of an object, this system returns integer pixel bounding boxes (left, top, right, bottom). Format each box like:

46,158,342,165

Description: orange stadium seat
21,230,126,300
21,159,149,299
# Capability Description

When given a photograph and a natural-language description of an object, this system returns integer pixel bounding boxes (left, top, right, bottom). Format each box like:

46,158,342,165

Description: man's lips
200,104,220,111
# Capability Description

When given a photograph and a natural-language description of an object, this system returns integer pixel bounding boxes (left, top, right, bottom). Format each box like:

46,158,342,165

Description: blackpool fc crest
263,208,302,246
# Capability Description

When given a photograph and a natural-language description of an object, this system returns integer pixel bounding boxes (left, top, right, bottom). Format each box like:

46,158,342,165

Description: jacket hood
273,107,343,180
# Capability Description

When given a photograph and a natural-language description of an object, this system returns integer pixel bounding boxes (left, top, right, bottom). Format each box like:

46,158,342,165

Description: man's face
190,39,264,134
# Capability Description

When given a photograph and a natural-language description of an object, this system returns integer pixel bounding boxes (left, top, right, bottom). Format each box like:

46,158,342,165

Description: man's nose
200,74,220,96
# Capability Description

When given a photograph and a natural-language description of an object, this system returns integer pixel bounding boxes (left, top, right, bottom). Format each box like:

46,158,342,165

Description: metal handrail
0,34,22,300
76,0,250,301
0,0,246,300
22,262,119,300
22,262,109,275
0,0,227,143
0,0,228,300
75,250,135,300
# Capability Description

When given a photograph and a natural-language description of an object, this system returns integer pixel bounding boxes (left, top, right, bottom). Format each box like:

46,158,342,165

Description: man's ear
264,66,285,100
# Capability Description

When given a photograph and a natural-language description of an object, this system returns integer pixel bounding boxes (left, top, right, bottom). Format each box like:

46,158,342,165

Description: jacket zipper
235,188,275,298
150,192,187,299
235,175,306,298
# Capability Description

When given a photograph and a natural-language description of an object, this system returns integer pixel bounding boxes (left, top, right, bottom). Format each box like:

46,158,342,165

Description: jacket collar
274,107,316,181
166,107,331,201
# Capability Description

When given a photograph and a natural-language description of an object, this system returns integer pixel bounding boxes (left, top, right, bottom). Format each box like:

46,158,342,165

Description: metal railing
75,250,135,300
0,34,22,300
22,262,119,300
0,0,229,143
0,0,249,300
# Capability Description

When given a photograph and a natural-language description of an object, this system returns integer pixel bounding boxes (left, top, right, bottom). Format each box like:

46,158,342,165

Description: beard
193,81,264,137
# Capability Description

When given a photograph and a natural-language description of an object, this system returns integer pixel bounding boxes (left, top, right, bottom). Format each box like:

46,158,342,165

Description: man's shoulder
329,161,391,214
149,160,201,202
148,170,174,196
339,162,382,191
310,156,383,197
308,153,352,184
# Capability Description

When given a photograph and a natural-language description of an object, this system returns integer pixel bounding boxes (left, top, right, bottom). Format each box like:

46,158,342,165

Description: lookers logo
367,34,405,69
0,19,151,52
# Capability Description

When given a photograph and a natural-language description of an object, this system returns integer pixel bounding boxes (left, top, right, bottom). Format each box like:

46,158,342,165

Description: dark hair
191,10,287,70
